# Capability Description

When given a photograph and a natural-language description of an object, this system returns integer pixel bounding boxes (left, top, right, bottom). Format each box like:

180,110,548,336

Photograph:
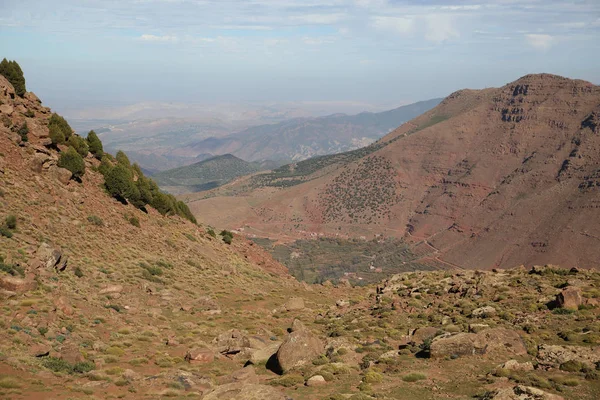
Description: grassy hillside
154,154,270,194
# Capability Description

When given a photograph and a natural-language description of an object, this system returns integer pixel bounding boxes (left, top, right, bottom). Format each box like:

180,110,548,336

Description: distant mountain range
185,74,600,270
178,99,442,162
153,154,284,195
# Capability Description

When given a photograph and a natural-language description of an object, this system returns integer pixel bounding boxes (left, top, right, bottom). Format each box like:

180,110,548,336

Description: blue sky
1,0,599,114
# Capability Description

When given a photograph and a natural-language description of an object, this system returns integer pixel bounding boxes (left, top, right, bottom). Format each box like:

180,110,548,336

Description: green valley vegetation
0,58,26,97
252,236,434,285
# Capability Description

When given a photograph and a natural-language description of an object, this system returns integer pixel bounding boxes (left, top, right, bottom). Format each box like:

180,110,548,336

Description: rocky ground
1,76,599,400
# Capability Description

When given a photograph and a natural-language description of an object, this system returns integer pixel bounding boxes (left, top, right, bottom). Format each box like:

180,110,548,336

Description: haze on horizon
1,0,599,118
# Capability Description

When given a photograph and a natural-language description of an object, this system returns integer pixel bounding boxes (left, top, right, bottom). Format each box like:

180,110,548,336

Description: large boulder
184,348,215,363
536,344,600,370
0,276,37,293
283,297,305,311
28,242,63,270
486,385,564,400
202,382,287,400
275,319,324,373
555,287,582,310
213,329,251,355
430,328,526,359
472,306,497,318
410,327,439,345
248,341,281,365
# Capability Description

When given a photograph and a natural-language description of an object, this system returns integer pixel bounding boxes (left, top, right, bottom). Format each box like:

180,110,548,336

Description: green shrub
363,371,383,384
87,215,103,226
560,360,586,372
116,150,131,167
128,216,140,228
0,225,13,238
105,164,134,201
269,374,304,387
0,58,26,97
42,357,95,374
220,230,233,244
48,113,73,144
207,228,216,238
67,135,89,157
86,130,103,159
402,373,426,382
17,121,28,141
58,146,85,179
5,214,16,229
74,266,83,278
24,109,34,118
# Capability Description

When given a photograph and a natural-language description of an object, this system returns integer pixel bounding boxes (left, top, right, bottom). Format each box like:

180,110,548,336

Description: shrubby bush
86,130,103,159
48,113,73,145
58,146,85,180
67,135,89,157
0,58,26,97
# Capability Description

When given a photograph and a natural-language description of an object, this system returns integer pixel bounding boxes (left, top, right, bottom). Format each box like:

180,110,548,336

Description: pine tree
58,146,86,180
86,130,104,159
0,58,26,97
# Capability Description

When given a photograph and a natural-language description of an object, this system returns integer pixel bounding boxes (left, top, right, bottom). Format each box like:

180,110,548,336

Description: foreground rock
485,385,564,400
430,328,526,359
536,344,600,369
202,382,287,400
275,319,324,373
555,287,582,310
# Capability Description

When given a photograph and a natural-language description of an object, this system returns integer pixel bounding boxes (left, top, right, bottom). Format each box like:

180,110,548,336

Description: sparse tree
86,130,103,159
58,146,86,180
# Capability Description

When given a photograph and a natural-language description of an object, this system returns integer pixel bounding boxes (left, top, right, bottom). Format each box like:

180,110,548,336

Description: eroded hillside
186,74,600,270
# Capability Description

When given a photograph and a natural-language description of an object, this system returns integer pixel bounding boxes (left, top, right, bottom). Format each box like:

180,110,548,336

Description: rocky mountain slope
181,99,442,162
1,71,600,400
186,74,600,270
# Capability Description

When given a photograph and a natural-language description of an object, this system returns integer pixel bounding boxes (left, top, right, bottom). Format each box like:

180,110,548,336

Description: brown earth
186,74,600,269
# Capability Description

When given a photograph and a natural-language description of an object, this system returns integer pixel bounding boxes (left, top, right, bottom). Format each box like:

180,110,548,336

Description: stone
122,369,139,382
472,306,497,318
283,297,305,311
99,285,123,295
306,375,327,386
248,341,281,365
275,319,324,373
536,344,600,370
30,344,51,357
555,287,582,310
202,383,287,400
54,296,74,316
60,344,84,364
430,328,526,359
51,166,72,185
0,276,37,293
184,348,214,363
228,366,259,384
29,242,63,270
469,324,490,333
213,329,251,355
410,327,439,345
501,359,534,372
488,385,564,400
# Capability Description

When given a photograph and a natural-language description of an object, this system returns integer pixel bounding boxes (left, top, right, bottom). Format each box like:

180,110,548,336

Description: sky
1,0,599,116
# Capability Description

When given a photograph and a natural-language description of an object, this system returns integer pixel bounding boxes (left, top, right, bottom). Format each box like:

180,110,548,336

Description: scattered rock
202,382,287,400
487,385,564,400
185,348,214,363
306,375,327,386
469,324,490,333
430,328,526,359
0,276,37,293
410,327,439,345
49,165,72,185
54,296,74,316
472,306,497,318
99,285,123,295
275,319,324,373
536,344,600,370
555,287,582,310
29,242,63,270
213,329,251,355
283,297,305,311
228,366,259,384
30,344,51,357
248,342,281,365
500,359,534,372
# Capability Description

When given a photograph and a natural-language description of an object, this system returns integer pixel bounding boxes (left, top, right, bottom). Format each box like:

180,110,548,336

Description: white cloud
302,36,335,45
371,16,414,35
525,33,553,50
354,0,387,7
289,13,346,25
424,14,459,43
139,34,178,42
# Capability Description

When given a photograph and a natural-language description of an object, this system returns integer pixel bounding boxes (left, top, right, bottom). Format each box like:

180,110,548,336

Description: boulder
184,348,214,363
410,327,439,345
99,285,123,295
306,375,327,386
536,344,600,370
430,328,526,359
213,329,251,355
275,319,324,373
202,382,287,400
29,242,63,270
228,366,259,384
555,287,582,310
50,166,72,185
488,385,564,400
248,341,281,365
30,344,51,357
54,296,74,316
472,306,497,318
0,276,37,293
283,297,305,311
500,359,534,372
